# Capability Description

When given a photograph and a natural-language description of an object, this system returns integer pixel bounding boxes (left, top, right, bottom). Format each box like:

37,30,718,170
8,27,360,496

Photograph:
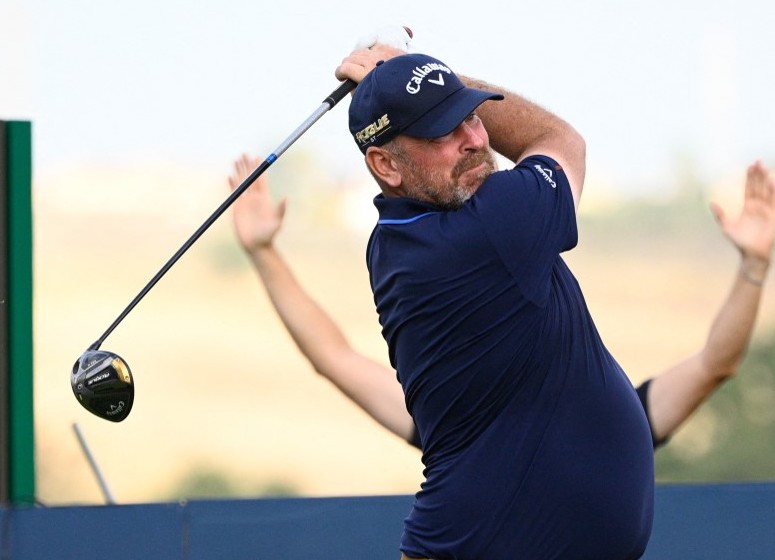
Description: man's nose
458,121,486,150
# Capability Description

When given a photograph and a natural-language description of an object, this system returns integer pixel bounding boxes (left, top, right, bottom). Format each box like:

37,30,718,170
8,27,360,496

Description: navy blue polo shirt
367,156,654,559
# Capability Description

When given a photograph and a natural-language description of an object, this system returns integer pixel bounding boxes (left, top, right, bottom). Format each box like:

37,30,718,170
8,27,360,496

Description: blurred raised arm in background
228,154,414,443
642,160,775,446
229,156,775,451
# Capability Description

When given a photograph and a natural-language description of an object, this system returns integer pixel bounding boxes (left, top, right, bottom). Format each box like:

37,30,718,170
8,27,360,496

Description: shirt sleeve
472,155,578,305
635,378,669,449
407,424,422,450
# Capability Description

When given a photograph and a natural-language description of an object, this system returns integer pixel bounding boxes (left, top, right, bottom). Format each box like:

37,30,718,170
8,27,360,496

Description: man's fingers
747,161,762,200
759,161,775,206
277,197,288,221
335,55,374,83
335,44,408,83
230,154,269,194
239,154,252,180
709,201,726,228
743,160,775,209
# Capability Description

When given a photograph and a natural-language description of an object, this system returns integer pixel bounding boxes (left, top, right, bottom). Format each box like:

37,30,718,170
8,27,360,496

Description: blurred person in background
229,157,775,454
232,35,773,556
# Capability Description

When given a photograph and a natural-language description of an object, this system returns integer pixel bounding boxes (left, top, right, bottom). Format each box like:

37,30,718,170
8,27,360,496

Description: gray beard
417,183,477,210
401,148,498,210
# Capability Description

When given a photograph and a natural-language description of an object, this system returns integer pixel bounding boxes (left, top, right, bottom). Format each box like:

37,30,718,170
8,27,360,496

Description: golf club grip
324,79,357,108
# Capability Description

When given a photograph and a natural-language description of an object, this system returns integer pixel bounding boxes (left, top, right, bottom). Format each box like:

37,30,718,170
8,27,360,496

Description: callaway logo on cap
348,53,503,153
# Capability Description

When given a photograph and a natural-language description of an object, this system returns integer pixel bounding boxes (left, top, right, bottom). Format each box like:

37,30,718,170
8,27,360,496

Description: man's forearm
248,245,416,441
249,245,351,371
646,259,766,442
461,75,586,204
460,77,580,160
702,256,769,375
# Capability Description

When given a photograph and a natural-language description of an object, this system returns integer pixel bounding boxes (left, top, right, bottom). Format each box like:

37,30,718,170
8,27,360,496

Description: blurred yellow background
31,151,775,505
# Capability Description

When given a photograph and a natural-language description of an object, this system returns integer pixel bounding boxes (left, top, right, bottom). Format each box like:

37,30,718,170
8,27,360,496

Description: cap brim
403,87,504,139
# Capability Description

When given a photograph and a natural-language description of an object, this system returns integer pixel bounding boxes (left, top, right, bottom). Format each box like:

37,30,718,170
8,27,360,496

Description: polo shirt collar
373,194,441,222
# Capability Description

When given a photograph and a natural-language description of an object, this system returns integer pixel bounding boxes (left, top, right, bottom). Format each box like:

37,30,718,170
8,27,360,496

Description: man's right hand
335,25,412,84
335,44,407,84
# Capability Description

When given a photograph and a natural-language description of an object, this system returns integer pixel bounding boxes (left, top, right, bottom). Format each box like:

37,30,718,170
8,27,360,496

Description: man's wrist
246,242,273,260
739,256,770,286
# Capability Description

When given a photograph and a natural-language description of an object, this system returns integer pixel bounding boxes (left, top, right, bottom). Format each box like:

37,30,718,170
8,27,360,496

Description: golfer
331,43,654,559
229,39,775,555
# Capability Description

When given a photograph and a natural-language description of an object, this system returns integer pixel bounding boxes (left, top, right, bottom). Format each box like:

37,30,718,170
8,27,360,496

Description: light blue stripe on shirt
377,212,439,225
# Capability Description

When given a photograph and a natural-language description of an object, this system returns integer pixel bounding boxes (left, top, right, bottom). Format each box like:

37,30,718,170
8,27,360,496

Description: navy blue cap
349,53,504,153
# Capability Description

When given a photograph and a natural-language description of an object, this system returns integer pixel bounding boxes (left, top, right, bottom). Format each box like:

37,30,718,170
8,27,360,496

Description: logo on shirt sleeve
534,164,557,189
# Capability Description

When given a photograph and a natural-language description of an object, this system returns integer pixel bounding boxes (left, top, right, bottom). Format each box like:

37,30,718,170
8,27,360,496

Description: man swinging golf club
331,39,652,559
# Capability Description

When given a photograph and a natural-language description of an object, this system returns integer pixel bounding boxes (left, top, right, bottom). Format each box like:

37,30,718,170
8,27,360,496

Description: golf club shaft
89,79,357,351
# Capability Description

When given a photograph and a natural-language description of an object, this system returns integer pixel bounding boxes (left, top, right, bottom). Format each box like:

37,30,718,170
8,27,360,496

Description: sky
2,0,775,195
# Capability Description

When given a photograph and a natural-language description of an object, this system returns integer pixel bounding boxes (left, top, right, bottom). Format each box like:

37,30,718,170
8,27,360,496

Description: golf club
71,78,358,421
71,26,413,422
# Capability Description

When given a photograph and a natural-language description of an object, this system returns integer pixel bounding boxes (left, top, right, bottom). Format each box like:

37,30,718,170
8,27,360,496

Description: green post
0,121,8,502
2,120,35,504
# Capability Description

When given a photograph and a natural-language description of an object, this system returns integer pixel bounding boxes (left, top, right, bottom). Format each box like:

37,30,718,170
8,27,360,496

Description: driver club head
71,350,134,422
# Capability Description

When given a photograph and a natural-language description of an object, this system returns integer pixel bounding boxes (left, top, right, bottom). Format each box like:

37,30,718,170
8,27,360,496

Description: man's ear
366,147,402,189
